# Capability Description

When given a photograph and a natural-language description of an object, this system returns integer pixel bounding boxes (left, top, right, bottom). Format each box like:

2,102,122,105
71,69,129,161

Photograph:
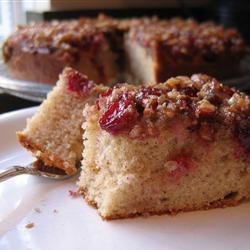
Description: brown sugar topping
97,74,250,149
3,15,119,62
128,18,246,61
3,16,245,65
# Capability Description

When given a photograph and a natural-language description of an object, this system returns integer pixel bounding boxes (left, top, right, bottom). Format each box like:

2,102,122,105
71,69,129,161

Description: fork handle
0,166,28,182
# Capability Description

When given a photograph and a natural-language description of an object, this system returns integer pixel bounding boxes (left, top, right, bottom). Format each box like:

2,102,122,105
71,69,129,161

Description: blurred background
1,0,250,43
0,0,250,113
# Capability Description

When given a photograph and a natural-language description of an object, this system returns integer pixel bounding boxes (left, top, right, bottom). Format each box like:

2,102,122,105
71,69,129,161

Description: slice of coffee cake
17,67,108,174
3,15,121,85
78,74,250,219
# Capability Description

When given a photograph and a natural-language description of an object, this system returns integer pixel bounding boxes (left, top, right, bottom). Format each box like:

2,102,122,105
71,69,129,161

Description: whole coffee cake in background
3,15,246,85
78,74,250,219
3,15,122,85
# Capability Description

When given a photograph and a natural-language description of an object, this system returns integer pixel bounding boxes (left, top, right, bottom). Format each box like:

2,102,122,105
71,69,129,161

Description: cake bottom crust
78,188,246,220
17,132,77,175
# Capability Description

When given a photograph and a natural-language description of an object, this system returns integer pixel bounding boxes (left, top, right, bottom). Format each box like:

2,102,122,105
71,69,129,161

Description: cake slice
17,67,108,174
3,15,122,85
78,74,250,219
125,18,246,83
3,16,246,85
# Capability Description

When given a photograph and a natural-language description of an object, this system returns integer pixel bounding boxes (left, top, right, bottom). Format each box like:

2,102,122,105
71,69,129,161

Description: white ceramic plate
0,53,250,103
0,107,249,250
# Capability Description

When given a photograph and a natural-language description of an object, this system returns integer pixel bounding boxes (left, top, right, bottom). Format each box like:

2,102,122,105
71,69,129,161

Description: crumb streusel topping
128,18,246,61
3,15,119,63
4,16,246,64
97,74,250,150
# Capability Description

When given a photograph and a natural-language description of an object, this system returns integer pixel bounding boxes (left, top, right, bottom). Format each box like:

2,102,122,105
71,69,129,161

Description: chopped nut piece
25,223,34,229
196,99,216,117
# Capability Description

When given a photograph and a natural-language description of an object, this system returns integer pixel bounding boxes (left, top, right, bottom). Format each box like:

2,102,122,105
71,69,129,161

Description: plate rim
0,106,38,121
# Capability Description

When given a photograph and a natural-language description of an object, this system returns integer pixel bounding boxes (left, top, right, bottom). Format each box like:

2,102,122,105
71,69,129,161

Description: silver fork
0,161,80,182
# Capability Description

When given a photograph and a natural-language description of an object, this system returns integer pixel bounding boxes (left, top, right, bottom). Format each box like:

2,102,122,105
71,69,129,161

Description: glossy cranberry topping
99,95,138,134
67,71,93,96
100,88,112,98
168,156,194,179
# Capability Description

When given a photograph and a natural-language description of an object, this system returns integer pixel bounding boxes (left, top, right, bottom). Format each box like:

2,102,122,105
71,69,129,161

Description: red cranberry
67,71,93,96
168,156,194,179
100,89,112,97
99,96,138,134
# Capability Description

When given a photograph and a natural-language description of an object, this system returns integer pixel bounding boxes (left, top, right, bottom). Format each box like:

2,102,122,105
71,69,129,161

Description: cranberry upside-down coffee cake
17,68,108,174
78,74,250,219
3,15,122,85
3,15,246,84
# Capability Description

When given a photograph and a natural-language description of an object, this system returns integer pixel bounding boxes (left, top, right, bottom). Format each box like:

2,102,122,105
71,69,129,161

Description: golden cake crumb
25,223,34,229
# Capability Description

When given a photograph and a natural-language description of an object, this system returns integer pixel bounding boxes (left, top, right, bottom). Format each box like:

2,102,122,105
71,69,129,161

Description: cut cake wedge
78,74,250,219
17,67,108,174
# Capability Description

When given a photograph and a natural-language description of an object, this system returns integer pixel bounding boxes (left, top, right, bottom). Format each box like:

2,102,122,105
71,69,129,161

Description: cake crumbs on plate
34,207,41,213
68,189,79,198
25,223,35,229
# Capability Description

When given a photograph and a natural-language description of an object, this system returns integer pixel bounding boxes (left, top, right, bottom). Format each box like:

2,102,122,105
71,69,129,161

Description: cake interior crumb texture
78,114,250,219
17,68,104,174
78,75,250,219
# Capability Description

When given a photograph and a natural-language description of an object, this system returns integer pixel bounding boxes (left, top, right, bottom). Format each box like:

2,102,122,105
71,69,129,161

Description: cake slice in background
17,67,108,174
125,18,246,83
3,15,122,85
78,74,250,219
